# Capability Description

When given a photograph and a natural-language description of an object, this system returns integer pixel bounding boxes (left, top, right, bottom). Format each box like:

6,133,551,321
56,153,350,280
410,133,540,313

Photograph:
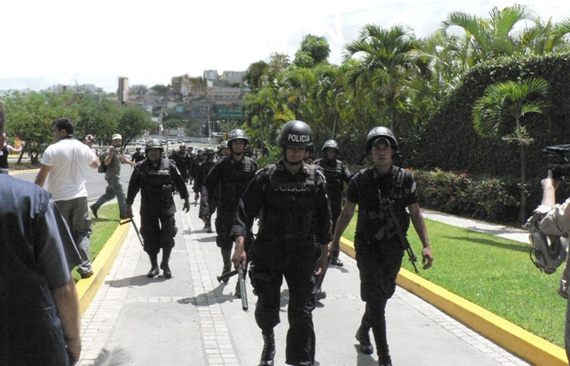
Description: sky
0,0,567,92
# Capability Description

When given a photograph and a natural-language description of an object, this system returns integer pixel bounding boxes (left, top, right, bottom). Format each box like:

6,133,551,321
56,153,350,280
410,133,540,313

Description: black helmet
366,126,398,152
227,129,249,145
145,138,164,152
524,211,570,274
204,147,216,157
277,120,313,149
322,139,339,152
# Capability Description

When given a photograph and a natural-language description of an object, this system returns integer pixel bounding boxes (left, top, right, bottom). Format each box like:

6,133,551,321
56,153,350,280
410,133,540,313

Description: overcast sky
0,0,567,92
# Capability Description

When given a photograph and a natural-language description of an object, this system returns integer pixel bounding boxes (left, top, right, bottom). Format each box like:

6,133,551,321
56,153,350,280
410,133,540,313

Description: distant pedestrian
90,133,135,220
131,147,145,164
125,139,190,278
193,147,216,232
35,117,100,279
0,100,26,171
0,112,83,366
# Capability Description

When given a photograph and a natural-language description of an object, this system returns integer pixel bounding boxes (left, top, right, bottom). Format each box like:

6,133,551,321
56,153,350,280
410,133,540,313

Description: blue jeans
92,175,127,218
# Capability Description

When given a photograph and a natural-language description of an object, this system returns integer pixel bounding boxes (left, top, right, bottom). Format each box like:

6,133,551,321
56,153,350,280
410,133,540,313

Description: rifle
217,263,248,311
377,197,419,273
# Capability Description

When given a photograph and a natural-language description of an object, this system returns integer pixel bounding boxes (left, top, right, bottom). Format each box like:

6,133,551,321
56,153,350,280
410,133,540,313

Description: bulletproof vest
355,166,411,242
257,163,318,242
217,156,256,211
138,158,174,203
316,158,344,197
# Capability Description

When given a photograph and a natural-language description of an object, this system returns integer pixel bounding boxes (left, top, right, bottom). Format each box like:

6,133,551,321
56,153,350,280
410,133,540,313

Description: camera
543,144,570,181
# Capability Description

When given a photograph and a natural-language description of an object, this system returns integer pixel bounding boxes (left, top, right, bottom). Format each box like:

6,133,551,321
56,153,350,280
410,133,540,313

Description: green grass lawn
86,204,567,347
346,213,566,347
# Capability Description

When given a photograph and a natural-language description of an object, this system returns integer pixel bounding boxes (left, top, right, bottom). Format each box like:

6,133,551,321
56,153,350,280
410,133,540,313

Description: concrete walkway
74,197,540,366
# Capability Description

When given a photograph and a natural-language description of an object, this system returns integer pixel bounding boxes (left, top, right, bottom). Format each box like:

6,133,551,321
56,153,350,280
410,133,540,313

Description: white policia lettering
287,134,311,143
277,185,312,192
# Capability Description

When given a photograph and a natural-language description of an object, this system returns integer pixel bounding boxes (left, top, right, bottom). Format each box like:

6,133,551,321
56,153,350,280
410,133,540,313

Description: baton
121,218,144,247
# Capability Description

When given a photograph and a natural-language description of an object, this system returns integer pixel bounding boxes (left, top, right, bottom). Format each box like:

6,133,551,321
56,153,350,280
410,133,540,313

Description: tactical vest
138,158,174,204
257,163,318,243
355,166,412,243
316,158,344,197
217,156,256,211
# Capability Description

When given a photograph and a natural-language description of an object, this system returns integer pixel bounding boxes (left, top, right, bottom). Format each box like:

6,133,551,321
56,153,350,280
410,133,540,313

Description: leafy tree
344,24,428,134
472,77,550,223
293,34,330,68
116,105,154,149
243,61,268,92
150,84,170,94
442,5,537,62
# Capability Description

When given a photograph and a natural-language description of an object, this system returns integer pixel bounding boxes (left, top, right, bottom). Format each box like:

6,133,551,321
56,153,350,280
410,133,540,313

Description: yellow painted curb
339,236,568,366
75,222,130,314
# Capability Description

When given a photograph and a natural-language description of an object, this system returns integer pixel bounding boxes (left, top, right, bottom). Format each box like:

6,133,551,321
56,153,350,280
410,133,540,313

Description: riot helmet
525,210,570,274
219,141,228,149
322,139,339,152
366,126,398,152
227,129,249,145
277,120,313,149
204,147,216,158
145,138,164,153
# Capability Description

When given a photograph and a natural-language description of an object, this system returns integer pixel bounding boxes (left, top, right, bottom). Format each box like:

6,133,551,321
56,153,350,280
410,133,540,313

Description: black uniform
171,150,192,183
231,159,332,366
348,165,417,358
131,150,145,163
193,159,216,220
126,158,189,254
314,157,352,236
203,155,257,249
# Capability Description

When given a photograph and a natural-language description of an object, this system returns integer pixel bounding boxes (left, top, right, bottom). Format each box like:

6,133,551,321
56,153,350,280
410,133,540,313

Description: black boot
161,248,172,279
259,330,275,366
355,325,373,355
147,254,159,278
378,348,392,366
221,248,232,283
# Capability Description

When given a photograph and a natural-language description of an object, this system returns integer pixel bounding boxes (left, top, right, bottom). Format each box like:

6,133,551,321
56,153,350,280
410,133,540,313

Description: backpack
98,154,107,173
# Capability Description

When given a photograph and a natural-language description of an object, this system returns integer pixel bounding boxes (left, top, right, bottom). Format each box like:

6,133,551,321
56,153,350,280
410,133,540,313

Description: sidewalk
77,201,535,366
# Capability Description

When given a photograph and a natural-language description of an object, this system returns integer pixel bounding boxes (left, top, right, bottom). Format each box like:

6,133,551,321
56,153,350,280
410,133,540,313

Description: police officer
193,147,216,232
171,144,192,183
203,129,257,296
218,140,231,157
315,139,353,266
125,139,190,278
331,127,433,366
231,120,332,366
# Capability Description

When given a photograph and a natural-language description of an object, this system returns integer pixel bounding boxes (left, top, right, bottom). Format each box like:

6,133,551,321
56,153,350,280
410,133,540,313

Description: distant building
118,77,129,104
220,71,245,85
203,70,219,81
206,87,243,102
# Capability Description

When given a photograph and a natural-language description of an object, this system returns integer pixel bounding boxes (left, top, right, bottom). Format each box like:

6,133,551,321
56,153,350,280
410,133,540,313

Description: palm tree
473,77,550,223
343,24,429,134
442,4,537,63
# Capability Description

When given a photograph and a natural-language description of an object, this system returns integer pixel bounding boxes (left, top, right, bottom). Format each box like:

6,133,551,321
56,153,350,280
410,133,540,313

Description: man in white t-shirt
35,118,100,279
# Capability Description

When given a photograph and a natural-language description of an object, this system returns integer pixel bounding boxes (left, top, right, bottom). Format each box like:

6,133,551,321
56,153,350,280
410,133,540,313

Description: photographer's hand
541,170,559,206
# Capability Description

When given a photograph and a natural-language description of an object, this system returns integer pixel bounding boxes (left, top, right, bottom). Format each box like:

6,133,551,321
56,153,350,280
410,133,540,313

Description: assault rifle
377,198,419,273
217,263,248,311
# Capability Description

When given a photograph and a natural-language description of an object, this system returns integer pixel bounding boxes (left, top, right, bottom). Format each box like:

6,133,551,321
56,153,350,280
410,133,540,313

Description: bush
414,168,521,225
